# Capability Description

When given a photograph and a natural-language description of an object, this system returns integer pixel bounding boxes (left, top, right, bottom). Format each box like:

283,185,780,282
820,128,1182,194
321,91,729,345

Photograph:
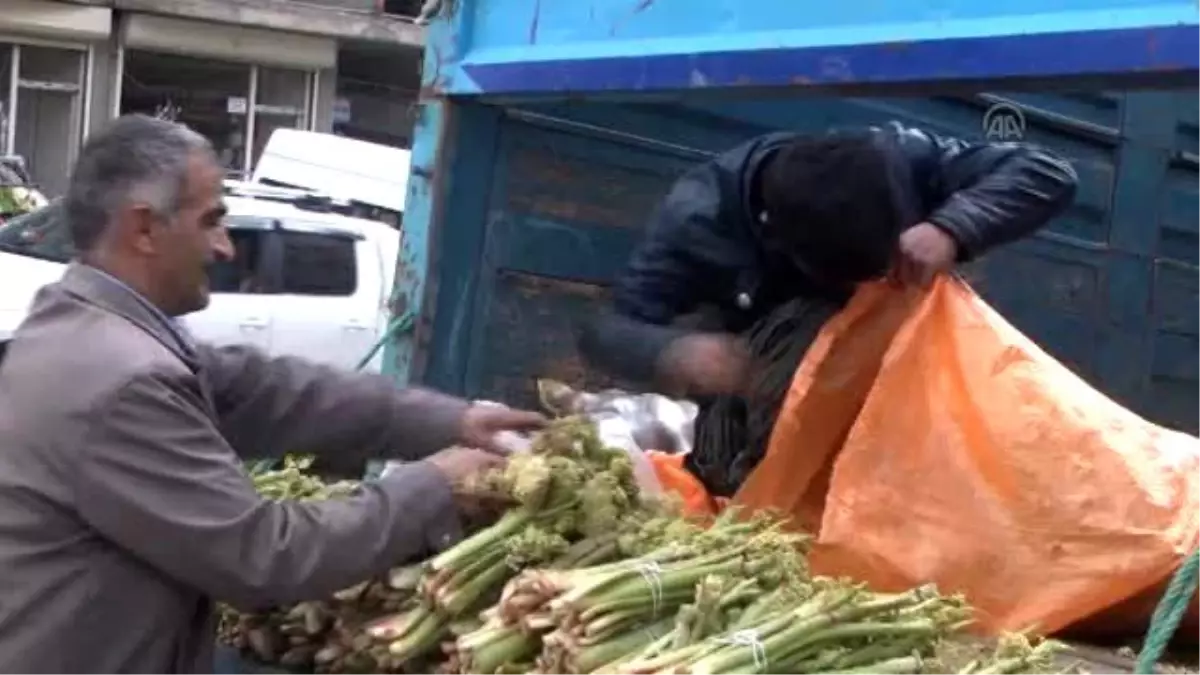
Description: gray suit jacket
0,263,469,672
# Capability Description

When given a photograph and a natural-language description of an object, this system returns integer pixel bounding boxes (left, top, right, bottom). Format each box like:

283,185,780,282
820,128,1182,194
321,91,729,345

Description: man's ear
125,204,160,256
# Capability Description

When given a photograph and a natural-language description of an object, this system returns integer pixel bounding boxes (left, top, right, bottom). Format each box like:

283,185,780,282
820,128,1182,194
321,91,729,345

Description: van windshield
0,201,280,264
0,199,72,263
258,178,402,229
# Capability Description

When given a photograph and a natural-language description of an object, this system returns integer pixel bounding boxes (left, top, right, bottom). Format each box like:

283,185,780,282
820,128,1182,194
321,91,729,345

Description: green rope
353,311,414,372
1136,549,1199,674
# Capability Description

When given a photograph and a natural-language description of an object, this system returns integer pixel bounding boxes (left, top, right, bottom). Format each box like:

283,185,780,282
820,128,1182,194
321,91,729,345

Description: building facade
1,1,109,197
2,0,423,196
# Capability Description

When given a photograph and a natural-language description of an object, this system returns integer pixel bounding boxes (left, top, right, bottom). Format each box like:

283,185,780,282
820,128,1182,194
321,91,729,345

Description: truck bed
413,93,1199,435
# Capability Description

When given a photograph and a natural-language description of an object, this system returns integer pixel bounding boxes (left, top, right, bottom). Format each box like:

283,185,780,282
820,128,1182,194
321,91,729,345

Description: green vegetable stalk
218,419,1076,675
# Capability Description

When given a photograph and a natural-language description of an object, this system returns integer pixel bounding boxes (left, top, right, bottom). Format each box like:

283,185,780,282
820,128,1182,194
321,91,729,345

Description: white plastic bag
466,399,666,497
381,389,699,499
536,380,698,456
534,381,700,498
591,415,665,497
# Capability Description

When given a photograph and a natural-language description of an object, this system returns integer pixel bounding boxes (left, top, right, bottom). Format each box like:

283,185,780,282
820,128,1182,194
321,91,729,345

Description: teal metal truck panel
389,0,1199,433
424,0,1196,95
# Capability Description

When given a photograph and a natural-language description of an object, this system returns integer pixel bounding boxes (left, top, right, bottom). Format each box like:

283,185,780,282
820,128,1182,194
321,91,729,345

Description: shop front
116,13,337,178
0,0,111,197
333,41,421,150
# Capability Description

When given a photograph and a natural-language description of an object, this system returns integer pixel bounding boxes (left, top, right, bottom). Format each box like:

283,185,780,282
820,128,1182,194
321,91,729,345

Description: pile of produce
220,419,1068,674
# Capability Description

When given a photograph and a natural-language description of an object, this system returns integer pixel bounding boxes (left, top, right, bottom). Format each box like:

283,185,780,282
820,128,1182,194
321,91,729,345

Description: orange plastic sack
646,451,726,518
734,277,1199,636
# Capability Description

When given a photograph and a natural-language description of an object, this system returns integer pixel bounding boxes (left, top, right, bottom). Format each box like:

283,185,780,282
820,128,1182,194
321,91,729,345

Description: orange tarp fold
660,277,1199,637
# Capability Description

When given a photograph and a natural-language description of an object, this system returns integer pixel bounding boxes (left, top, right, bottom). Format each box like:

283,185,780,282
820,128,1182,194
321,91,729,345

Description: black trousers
685,296,842,498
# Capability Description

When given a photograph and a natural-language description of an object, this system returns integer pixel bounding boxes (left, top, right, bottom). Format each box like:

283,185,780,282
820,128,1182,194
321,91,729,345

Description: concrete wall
105,0,424,47
313,65,338,133
88,37,118,136
43,0,422,164
334,84,415,146
293,0,378,11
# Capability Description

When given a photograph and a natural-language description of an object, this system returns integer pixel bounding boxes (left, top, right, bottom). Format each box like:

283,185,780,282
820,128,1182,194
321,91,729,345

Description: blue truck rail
423,0,1195,96
385,0,1200,434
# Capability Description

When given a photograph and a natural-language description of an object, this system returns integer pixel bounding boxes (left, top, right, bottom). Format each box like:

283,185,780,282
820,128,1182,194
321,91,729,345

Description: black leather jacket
580,122,1079,384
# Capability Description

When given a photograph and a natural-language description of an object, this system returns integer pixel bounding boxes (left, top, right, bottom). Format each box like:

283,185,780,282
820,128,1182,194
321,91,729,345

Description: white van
0,192,401,374
251,129,411,229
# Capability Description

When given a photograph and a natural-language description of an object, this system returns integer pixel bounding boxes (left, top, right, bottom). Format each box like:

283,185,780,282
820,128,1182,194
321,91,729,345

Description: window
207,224,271,294
382,0,424,17
121,51,251,176
1,43,86,197
278,230,357,296
14,45,86,196
121,52,314,178
251,67,310,168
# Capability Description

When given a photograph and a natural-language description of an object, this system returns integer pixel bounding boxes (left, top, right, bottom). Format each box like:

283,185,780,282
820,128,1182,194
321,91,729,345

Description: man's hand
458,403,546,455
423,447,507,520
890,222,959,289
657,333,750,397
425,446,503,480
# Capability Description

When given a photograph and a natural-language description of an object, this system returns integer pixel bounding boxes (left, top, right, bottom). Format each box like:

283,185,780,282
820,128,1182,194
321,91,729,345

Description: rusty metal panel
467,271,634,408
452,117,687,401
486,118,689,283
503,144,674,232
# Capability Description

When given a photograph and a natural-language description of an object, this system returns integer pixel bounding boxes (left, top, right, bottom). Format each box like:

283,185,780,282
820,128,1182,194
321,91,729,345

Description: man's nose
212,228,235,261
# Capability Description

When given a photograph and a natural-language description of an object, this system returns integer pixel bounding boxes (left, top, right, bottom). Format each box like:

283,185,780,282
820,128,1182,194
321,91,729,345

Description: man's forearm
78,375,465,611
927,147,1078,260
201,344,468,463
579,312,691,393
97,458,463,610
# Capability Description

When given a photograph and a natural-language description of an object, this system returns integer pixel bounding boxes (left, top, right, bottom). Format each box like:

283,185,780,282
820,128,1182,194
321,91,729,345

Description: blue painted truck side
429,0,1197,95
389,1,1200,434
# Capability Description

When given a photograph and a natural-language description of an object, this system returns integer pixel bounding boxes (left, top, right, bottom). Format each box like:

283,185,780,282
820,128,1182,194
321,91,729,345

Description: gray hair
65,114,214,252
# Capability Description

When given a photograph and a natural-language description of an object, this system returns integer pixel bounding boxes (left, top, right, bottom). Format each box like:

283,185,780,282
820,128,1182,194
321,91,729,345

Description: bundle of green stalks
947,633,1070,675
445,509,802,674
442,515,1069,675
222,417,660,672
603,582,973,675
219,423,1073,675
352,415,656,667
217,565,423,671
218,456,398,671
247,455,360,501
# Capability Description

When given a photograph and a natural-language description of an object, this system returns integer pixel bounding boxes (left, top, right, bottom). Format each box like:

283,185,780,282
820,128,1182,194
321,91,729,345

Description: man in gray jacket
0,115,545,673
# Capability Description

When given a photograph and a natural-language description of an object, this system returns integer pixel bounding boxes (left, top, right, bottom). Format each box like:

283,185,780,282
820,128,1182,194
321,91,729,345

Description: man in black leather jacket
579,121,1078,495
